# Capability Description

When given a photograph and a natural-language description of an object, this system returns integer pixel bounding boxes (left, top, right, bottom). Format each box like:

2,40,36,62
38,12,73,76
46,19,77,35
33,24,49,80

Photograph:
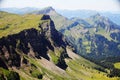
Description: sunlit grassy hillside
0,11,47,38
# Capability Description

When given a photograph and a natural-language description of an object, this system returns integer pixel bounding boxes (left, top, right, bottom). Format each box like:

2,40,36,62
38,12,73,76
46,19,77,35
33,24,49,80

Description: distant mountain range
0,7,120,25
0,7,40,14
57,9,120,25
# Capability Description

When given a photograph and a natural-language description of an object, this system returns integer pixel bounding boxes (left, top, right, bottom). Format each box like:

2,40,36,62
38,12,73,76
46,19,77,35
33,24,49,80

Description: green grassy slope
66,48,119,80
50,14,73,30
12,49,119,80
114,62,120,69
0,11,47,38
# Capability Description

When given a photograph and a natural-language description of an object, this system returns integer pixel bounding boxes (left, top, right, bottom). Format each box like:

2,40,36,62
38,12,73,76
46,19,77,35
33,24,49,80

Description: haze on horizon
0,0,120,12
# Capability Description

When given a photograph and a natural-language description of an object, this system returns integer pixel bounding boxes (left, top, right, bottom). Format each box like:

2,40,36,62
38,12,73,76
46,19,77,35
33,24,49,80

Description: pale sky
0,0,120,11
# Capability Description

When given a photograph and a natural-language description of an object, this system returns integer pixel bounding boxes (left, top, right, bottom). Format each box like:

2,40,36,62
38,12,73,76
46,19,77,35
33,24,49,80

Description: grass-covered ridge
114,62,120,69
0,11,49,38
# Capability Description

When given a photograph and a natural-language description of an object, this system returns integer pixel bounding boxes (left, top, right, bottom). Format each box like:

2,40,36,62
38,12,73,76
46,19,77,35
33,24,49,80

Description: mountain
57,9,98,18
62,13,120,71
62,13,120,54
101,12,120,26
86,13,120,32
1,11,119,80
34,7,91,34
0,6,120,79
0,7,40,14
32,7,120,59
0,11,68,79
71,17,92,28
34,7,120,77
57,9,120,25
32,7,73,31
32,7,56,15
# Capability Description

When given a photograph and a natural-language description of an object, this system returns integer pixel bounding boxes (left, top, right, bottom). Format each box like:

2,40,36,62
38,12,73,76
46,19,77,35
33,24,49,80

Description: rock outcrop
0,15,68,70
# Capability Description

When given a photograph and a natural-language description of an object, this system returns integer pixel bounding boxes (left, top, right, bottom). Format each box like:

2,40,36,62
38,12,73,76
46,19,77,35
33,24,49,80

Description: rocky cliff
0,14,68,79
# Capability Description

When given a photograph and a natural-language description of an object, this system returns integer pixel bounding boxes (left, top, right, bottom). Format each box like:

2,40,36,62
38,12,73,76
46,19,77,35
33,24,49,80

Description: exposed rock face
40,15,66,47
0,15,67,69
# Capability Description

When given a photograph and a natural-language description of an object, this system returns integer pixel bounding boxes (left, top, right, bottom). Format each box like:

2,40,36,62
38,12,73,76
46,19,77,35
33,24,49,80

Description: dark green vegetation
0,68,20,80
0,7,120,80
